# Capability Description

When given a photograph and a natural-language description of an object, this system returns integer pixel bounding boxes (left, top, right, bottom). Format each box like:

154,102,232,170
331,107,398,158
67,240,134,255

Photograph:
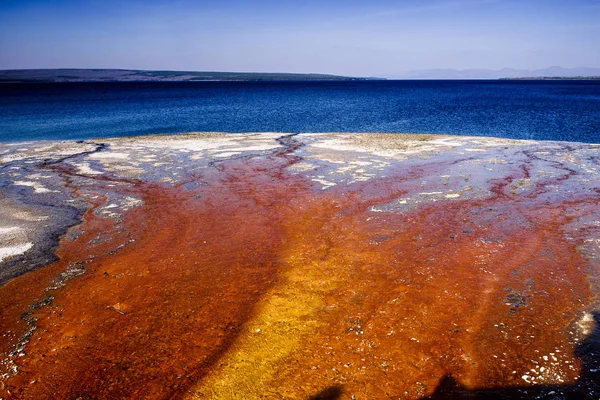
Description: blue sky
0,0,599,76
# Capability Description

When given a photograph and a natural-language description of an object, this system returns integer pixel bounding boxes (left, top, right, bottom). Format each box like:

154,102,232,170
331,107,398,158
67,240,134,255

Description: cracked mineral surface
0,132,599,399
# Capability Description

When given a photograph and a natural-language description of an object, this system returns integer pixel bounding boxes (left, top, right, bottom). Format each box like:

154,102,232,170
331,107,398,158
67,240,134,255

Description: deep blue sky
1,0,599,76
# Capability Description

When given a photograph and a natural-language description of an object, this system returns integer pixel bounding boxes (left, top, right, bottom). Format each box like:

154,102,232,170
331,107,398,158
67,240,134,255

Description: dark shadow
304,314,599,399
421,312,600,399
308,385,343,400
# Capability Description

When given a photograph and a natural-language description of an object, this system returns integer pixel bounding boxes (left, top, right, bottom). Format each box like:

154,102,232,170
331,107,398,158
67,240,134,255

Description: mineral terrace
0,132,598,399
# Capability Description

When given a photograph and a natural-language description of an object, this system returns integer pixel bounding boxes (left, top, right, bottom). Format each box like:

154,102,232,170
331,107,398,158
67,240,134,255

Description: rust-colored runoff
0,147,596,399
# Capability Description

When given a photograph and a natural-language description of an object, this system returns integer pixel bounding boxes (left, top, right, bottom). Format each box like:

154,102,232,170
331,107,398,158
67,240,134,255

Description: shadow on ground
308,313,599,400
309,385,344,400
422,312,600,399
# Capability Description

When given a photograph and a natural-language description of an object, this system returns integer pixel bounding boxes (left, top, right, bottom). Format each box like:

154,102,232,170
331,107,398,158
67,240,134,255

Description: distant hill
501,76,600,80
0,69,376,83
396,67,600,80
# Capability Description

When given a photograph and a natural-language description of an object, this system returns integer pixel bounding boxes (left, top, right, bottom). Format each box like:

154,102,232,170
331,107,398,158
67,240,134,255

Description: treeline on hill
0,69,375,83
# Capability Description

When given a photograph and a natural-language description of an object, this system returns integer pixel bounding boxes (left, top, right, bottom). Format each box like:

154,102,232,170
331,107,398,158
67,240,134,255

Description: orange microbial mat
0,133,598,399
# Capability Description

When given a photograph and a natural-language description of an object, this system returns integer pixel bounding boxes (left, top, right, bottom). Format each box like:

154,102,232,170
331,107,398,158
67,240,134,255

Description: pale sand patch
88,152,130,160
122,196,142,210
8,211,49,222
106,132,229,144
310,133,452,158
0,226,32,262
14,181,56,194
105,165,146,179
288,162,316,172
349,160,372,166
0,243,33,262
70,162,103,175
26,173,53,179
107,132,283,154
212,151,243,158
209,143,280,153
308,153,347,164
309,133,535,159
0,142,97,163
312,178,336,189
0,227,23,236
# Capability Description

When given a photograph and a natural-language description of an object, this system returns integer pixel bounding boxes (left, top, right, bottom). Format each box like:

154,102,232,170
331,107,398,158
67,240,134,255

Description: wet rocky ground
0,132,598,399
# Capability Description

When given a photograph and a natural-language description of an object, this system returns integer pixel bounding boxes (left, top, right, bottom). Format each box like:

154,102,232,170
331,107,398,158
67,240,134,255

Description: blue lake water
1,80,599,143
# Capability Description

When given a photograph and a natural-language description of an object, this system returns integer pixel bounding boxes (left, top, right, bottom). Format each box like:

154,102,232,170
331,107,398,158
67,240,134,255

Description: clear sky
0,0,599,76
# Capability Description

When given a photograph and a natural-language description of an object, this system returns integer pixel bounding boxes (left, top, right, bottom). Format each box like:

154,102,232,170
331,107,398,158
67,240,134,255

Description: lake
1,80,599,143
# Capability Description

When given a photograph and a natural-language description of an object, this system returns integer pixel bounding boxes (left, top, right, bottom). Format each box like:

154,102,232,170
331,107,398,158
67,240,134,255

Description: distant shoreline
0,68,381,83
500,76,600,80
3,68,600,83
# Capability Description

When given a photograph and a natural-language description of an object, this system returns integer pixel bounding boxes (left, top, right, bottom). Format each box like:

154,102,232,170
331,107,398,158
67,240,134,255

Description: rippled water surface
1,80,599,142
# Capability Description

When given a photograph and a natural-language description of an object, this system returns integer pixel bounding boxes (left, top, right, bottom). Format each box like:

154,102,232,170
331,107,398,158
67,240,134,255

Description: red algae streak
0,149,312,398
0,134,598,399
272,199,590,398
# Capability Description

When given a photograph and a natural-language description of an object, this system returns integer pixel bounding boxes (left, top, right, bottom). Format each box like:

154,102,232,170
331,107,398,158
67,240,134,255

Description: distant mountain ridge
0,69,373,83
3,67,599,82
397,66,600,79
